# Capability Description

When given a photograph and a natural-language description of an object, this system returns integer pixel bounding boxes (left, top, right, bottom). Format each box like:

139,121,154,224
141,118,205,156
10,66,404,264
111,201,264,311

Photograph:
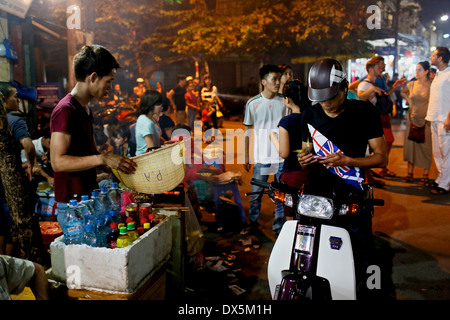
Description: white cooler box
49,215,172,293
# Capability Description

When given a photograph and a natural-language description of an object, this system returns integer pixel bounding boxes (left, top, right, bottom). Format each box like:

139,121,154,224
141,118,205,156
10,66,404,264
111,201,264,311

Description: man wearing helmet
298,58,388,298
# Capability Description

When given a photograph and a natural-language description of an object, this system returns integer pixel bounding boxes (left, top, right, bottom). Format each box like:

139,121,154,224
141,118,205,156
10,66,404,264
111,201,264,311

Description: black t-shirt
300,98,384,197
158,114,175,140
278,113,303,172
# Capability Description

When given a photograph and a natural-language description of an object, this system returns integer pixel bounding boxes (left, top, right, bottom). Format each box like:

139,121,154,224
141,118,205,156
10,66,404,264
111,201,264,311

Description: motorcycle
246,178,384,300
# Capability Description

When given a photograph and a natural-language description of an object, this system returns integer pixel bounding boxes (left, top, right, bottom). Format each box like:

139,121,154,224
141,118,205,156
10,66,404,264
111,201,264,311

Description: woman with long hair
200,73,222,138
270,79,310,217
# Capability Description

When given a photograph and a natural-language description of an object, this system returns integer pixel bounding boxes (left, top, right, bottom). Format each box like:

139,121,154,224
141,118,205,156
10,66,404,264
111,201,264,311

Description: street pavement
186,116,450,301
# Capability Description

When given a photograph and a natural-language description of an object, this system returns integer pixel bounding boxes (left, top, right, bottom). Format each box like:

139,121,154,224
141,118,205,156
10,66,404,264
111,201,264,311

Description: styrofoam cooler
49,215,172,293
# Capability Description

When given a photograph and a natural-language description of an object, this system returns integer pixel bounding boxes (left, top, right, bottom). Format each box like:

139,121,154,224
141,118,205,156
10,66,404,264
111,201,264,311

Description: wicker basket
113,141,186,194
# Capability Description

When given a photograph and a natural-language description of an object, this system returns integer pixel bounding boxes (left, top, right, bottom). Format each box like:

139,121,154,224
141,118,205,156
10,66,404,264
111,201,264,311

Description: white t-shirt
20,137,47,163
357,80,377,105
243,93,287,164
426,66,450,122
135,114,161,155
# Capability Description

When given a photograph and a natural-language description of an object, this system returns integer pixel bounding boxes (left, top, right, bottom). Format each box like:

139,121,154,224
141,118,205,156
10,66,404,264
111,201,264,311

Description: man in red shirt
50,45,137,203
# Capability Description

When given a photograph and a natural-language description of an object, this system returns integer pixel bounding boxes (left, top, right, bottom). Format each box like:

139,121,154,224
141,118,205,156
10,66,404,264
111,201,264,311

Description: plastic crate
194,180,212,201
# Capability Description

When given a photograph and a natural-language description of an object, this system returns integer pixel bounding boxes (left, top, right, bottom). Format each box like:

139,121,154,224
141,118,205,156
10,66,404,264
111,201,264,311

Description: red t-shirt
201,109,211,123
50,94,98,203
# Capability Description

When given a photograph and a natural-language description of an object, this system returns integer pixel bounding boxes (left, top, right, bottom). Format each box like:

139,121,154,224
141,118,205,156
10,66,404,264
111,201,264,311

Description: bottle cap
69,199,78,206
143,222,150,229
148,213,156,220
110,222,118,229
81,195,89,201
119,226,127,234
127,222,135,230
126,217,134,223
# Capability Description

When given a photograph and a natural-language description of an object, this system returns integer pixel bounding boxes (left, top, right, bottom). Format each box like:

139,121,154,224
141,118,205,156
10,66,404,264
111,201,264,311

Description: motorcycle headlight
297,194,334,219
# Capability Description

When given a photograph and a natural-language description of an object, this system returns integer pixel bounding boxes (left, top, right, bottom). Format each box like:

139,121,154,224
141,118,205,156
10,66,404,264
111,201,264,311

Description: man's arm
20,137,36,181
357,84,384,101
298,136,388,169
385,78,407,96
244,125,252,172
319,136,388,169
50,131,136,174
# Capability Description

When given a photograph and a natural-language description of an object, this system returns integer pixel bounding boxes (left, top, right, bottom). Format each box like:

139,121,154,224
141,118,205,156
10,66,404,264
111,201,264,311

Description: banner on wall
0,0,33,19
36,82,61,107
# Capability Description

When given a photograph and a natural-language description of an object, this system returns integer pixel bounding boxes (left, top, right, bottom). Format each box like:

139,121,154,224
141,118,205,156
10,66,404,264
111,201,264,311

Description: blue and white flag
308,124,364,191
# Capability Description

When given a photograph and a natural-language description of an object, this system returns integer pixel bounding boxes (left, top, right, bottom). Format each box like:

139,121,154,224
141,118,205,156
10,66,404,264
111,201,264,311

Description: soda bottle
96,218,107,247
91,190,105,224
83,223,98,247
80,195,96,229
61,200,85,245
127,222,139,243
107,222,119,249
108,182,122,209
117,226,130,248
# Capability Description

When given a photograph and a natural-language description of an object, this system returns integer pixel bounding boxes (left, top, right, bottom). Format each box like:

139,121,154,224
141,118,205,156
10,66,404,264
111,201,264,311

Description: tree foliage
92,0,373,75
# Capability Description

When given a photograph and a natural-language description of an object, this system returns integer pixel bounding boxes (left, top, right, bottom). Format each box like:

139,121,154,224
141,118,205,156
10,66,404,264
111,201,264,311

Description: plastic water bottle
100,187,114,213
90,190,105,224
80,195,96,229
95,218,107,247
108,182,122,209
56,202,69,230
104,213,114,235
83,223,97,247
61,200,85,245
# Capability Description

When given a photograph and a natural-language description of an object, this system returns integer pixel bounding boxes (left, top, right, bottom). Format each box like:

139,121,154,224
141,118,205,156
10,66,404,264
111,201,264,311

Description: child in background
201,103,214,142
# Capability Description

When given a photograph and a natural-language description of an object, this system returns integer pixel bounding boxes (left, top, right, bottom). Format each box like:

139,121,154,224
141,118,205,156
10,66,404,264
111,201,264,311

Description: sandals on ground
430,187,449,195
379,169,396,178
418,176,430,185
402,174,414,183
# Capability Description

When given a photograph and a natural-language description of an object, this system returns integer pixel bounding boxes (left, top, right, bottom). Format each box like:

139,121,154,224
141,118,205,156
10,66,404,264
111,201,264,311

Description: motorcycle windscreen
316,225,356,300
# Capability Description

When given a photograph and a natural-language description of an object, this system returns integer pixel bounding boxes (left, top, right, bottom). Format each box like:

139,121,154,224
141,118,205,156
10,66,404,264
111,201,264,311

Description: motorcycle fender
267,220,298,299
316,225,356,300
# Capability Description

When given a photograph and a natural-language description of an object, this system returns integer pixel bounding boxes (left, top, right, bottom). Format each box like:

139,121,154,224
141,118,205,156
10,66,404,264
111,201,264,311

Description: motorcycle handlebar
250,178,271,189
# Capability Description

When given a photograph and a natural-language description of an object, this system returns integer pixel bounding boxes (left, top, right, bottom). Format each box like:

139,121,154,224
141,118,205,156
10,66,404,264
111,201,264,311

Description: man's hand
22,162,33,181
393,78,407,89
102,154,137,174
318,152,350,167
297,151,317,167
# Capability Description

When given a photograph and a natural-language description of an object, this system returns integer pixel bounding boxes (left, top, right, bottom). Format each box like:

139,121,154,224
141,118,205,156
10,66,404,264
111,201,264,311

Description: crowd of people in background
1,42,449,299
